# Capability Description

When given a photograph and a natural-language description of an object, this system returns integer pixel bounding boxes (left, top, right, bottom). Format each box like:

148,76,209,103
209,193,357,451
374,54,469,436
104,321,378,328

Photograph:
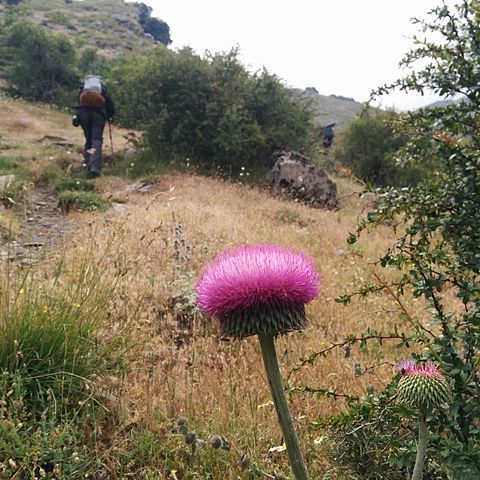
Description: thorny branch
287,333,405,382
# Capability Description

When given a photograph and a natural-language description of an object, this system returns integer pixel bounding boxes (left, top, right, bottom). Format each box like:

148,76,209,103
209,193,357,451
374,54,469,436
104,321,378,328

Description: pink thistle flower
396,360,444,378
196,244,321,338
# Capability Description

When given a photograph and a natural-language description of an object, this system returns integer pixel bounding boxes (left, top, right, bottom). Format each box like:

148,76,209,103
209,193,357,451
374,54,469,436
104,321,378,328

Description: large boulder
267,150,337,208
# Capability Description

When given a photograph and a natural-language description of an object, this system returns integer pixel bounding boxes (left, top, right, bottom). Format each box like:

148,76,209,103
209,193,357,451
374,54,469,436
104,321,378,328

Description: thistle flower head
210,435,223,449
196,244,320,338
396,360,444,378
396,361,451,409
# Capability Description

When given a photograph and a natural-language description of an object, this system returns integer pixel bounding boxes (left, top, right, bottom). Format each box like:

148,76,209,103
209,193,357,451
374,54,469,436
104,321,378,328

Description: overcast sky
142,0,452,111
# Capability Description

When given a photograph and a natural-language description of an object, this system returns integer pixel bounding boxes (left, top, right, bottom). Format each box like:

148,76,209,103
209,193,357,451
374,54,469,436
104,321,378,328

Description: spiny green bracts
396,360,451,409
219,300,307,339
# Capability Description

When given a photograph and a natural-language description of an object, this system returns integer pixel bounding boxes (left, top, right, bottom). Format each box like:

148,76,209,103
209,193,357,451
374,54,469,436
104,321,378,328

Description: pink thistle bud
196,244,321,338
395,360,451,409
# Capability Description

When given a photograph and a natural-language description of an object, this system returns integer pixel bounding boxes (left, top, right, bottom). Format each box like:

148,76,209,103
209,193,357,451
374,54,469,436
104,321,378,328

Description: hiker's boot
89,139,103,174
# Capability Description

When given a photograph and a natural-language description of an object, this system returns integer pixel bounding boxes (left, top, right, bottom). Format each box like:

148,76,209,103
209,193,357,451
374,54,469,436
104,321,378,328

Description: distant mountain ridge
426,95,467,108
293,87,364,128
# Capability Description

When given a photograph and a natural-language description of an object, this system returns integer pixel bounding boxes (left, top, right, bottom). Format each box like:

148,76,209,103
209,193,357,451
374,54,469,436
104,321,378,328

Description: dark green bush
333,109,425,186
0,20,78,102
108,47,315,178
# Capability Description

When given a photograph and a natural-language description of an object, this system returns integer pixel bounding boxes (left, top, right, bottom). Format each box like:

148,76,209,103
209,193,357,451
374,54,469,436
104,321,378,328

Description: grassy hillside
0,1,363,128
294,87,364,128
0,0,166,57
0,93,418,478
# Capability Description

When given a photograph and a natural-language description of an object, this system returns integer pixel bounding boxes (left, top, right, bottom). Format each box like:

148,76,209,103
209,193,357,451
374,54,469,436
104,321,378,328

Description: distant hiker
75,75,115,177
323,122,336,148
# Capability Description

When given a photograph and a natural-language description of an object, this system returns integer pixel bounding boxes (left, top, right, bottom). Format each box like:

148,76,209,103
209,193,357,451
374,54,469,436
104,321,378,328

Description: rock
37,135,74,148
0,222,13,242
114,14,135,30
21,258,38,266
267,149,337,208
124,181,154,194
123,148,137,160
23,242,44,248
0,175,15,193
111,202,127,213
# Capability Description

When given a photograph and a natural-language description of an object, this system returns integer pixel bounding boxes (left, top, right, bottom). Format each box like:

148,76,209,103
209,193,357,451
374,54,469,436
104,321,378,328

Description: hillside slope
0,0,170,57
0,1,363,128
0,92,418,478
294,87,364,128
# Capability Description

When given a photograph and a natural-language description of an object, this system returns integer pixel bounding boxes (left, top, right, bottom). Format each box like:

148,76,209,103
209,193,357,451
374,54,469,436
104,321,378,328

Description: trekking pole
108,120,115,163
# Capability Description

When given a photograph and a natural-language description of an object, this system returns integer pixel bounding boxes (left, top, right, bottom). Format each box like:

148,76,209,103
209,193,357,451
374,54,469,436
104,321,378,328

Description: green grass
58,190,110,212
0,245,128,478
0,156,19,174
0,252,120,402
53,177,96,192
104,149,193,179
42,165,104,213
43,166,96,193
47,11,70,26
0,387,94,479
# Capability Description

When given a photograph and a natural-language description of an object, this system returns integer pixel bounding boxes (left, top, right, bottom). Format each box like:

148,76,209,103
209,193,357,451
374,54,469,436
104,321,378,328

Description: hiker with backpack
74,75,115,177
323,122,336,148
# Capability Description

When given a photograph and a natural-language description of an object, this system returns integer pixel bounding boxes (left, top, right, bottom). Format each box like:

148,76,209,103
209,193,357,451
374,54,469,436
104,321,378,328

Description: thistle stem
412,405,428,480
258,332,310,480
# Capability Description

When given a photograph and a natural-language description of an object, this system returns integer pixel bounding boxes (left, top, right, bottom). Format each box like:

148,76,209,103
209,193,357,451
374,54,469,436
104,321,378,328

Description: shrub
0,21,78,103
108,48,315,178
333,109,424,186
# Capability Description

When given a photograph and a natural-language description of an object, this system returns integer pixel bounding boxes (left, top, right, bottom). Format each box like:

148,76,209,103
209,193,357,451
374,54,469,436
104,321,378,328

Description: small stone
0,175,15,193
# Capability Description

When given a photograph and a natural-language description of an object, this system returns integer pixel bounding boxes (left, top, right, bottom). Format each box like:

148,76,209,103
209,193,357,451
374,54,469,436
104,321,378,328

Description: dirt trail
1,186,69,264
0,96,135,264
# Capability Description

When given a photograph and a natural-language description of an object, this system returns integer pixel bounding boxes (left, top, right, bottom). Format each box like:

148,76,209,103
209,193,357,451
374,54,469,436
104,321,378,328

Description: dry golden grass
1,94,423,477
0,94,131,180
58,171,424,477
